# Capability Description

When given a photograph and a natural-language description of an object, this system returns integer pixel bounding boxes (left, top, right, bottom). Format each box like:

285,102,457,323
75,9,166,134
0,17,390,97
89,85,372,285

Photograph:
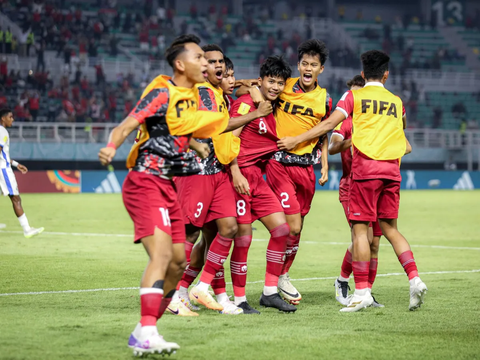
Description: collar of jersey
364,81,384,87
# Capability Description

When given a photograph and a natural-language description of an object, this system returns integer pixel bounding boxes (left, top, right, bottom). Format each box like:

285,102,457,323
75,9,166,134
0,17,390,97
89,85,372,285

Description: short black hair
0,108,12,119
361,50,390,80
202,44,223,54
346,75,365,88
164,34,201,68
259,55,292,81
298,39,329,65
224,57,234,72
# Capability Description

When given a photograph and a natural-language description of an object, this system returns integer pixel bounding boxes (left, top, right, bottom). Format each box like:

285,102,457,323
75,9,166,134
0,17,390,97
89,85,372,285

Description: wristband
12,160,19,168
107,142,117,150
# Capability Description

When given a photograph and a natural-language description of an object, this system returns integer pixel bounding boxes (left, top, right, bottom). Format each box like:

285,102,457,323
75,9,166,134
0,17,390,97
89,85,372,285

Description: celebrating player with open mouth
278,50,427,312
98,35,229,357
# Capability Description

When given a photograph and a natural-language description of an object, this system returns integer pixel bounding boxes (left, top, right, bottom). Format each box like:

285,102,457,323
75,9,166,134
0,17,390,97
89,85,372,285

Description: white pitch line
1,269,478,297
2,231,479,251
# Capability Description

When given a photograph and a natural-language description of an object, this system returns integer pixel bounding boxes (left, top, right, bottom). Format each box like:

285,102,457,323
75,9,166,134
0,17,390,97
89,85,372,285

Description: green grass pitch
1,191,479,360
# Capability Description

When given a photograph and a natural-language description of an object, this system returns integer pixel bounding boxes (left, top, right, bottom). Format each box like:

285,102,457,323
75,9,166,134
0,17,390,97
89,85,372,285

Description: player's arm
189,138,210,159
328,134,352,155
222,101,272,133
230,157,250,196
278,110,346,151
318,138,329,186
0,143,28,174
234,79,259,88
405,137,412,155
99,116,140,165
278,91,353,151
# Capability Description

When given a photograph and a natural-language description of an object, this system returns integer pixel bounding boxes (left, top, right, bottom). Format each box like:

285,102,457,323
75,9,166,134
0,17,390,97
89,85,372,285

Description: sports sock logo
95,172,121,193
453,172,474,190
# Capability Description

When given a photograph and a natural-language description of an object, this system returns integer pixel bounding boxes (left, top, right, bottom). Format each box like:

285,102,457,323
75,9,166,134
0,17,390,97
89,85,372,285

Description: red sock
158,295,172,319
211,265,226,295
352,261,370,290
281,234,300,275
230,235,252,297
398,250,419,280
265,223,289,285
179,266,201,289
140,289,163,326
184,241,194,266
368,258,378,289
340,249,353,279
200,234,233,285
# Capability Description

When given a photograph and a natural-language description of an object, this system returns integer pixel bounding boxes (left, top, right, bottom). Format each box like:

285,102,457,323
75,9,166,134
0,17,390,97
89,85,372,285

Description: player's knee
10,195,21,205
170,257,187,278
218,222,238,239
289,224,301,236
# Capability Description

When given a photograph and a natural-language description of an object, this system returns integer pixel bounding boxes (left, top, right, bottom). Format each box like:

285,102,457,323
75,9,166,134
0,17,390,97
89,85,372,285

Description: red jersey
331,117,352,202
229,94,278,168
336,86,405,181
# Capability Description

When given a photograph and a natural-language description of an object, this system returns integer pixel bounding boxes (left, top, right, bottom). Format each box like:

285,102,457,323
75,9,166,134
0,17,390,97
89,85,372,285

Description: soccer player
264,39,331,305
329,75,384,307
277,50,427,312
172,46,273,316
229,55,297,313
0,108,44,238
98,34,229,356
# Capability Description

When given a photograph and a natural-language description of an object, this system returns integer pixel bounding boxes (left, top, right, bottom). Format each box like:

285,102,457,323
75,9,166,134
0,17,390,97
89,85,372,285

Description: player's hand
238,79,259,87
318,167,328,186
277,137,299,151
99,147,116,166
233,172,250,196
256,101,273,117
249,87,264,107
17,164,28,174
196,143,210,159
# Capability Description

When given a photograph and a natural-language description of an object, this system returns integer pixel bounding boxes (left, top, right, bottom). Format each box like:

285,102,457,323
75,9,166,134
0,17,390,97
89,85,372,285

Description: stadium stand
0,0,479,130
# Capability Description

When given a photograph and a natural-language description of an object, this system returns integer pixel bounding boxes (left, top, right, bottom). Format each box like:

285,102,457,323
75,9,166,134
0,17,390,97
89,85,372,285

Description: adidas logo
453,172,474,190
95,173,121,193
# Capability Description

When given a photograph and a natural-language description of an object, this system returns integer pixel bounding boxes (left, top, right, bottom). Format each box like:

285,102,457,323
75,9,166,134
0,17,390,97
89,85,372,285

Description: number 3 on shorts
194,202,203,218
159,207,171,227
237,200,246,216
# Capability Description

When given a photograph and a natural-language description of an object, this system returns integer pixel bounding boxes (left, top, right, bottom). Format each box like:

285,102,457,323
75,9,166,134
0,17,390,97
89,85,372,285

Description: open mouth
202,70,208,79
215,70,223,81
303,73,313,82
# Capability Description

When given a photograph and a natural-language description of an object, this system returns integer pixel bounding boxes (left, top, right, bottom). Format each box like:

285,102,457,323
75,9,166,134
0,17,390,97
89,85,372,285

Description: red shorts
265,160,316,217
233,165,284,224
341,200,382,236
122,171,185,244
348,179,400,222
176,171,236,228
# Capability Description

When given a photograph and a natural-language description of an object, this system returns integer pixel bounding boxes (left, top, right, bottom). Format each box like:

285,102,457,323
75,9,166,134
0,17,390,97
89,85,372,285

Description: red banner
15,171,81,193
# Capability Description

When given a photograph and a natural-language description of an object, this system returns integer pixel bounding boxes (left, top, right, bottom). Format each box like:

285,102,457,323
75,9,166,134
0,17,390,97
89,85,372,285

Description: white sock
216,292,229,304
263,286,277,296
196,281,209,292
138,325,158,341
338,275,349,282
18,213,30,232
354,288,368,297
234,296,246,305
178,286,189,297
409,276,420,286
132,322,142,337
